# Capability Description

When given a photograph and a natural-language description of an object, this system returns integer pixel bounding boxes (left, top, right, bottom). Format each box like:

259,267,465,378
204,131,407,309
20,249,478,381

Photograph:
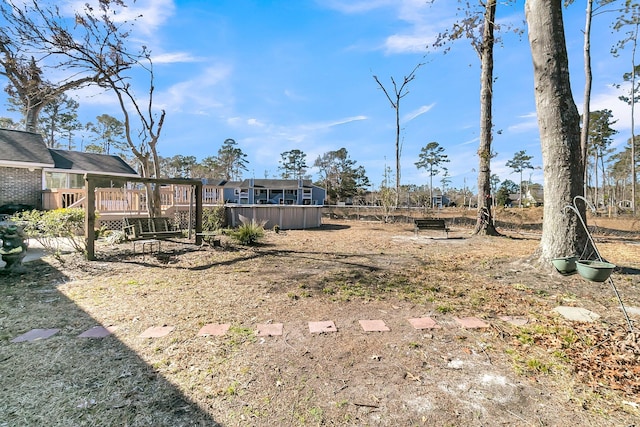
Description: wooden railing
42,184,224,213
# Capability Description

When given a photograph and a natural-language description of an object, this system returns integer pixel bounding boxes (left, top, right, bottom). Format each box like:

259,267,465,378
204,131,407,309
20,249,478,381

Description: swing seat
123,217,183,240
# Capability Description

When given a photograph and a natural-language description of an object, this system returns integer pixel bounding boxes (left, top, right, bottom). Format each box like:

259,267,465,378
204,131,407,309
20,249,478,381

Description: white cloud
159,64,234,113
153,52,202,64
296,116,368,131
507,112,538,133
385,1,456,54
227,115,369,168
384,34,433,54
64,0,175,34
458,136,480,146
283,89,307,102
227,117,242,126
69,85,118,108
317,0,394,14
320,0,449,55
247,118,266,127
326,115,368,127
589,84,640,133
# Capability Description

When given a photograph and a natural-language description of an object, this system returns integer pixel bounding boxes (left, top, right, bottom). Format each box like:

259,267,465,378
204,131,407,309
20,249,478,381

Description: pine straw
1,217,639,426
567,325,640,402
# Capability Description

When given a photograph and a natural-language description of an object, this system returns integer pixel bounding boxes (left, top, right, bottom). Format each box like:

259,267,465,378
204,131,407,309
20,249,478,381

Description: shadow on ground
0,259,220,426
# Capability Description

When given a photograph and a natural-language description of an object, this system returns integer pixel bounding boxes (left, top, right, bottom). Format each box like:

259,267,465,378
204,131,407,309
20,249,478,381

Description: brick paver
198,323,230,337
308,320,338,333
140,326,175,338
7,313,544,343
454,317,490,329
78,326,116,338
257,323,283,336
11,328,60,343
407,317,441,329
359,319,390,332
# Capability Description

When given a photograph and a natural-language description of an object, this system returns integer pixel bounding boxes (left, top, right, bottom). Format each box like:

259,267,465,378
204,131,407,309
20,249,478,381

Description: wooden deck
42,185,223,213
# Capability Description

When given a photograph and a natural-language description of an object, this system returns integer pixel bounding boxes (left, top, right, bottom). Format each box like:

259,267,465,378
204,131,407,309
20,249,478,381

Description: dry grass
1,212,639,426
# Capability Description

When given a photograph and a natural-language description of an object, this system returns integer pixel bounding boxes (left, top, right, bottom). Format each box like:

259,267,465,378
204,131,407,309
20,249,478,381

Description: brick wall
0,166,42,208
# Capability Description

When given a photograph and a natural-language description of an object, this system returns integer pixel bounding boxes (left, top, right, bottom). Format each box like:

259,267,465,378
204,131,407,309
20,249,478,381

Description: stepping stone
308,320,338,334
499,316,529,326
454,317,490,329
198,323,230,337
257,323,283,336
11,328,60,343
139,326,174,338
553,306,600,322
78,326,117,338
359,319,390,332
407,317,441,330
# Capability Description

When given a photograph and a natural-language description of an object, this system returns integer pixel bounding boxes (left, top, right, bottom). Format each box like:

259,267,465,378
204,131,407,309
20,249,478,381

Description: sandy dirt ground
1,213,639,426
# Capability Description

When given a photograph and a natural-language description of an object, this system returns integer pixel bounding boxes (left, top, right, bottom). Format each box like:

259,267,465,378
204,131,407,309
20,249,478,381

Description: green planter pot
551,256,577,275
576,260,615,282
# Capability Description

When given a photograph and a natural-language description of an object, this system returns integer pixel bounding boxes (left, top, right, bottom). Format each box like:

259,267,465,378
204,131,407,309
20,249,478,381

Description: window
68,174,84,189
44,172,84,189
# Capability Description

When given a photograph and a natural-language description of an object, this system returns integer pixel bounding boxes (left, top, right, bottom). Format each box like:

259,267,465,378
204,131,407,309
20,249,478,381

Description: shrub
104,229,126,245
230,215,265,245
203,206,226,232
14,208,86,258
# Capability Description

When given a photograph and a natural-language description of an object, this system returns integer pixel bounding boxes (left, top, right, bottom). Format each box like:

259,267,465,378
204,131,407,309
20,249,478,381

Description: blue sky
31,1,640,190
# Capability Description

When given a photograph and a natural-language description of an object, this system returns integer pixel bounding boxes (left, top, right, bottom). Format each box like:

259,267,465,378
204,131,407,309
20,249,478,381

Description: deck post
84,175,96,260
195,182,203,245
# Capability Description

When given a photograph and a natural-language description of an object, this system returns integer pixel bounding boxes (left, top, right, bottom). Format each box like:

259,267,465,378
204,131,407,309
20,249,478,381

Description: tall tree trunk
593,151,599,207
581,0,593,199
24,103,41,134
429,166,433,208
600,151,607,209
526,0,588,263
395,106,401,208
631,23,638,215
474,0,500,235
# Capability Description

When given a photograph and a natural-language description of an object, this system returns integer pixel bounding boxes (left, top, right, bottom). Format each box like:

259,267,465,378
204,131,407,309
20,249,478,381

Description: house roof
201,178,228,186
0,128,138,176
48,149,138,176
0,128,54,168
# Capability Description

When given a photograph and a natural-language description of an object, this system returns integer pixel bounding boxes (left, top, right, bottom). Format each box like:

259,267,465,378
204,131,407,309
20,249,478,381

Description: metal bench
123,217,183,240
414,218,450,237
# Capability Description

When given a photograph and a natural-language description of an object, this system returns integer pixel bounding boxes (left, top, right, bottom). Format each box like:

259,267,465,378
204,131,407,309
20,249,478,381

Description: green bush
203,206,226,232
230,215,265,245
15,208,86,257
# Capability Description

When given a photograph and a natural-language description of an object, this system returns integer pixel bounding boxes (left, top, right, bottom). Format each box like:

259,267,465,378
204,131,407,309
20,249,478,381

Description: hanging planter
576,260,615,283
551,256,578,275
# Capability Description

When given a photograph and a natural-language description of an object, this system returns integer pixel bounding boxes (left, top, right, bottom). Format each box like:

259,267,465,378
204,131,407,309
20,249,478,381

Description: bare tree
373,63,423,207
431,0,517,235
580,0,595,199
0,1,171,215
475,0,499,235
0,0,137,133
525,0,589,263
